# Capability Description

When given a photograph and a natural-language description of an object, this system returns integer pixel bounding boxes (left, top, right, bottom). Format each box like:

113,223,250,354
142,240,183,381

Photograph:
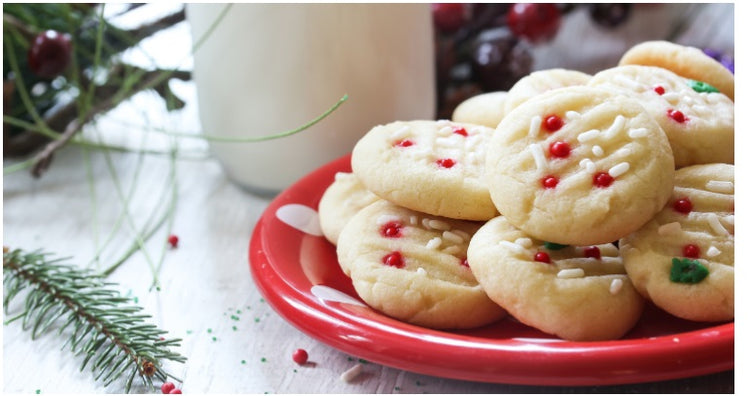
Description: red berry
507,3,561,43
169,390,182,395
380,221,403,238
27,30,73,79
534,251,551,263
683,244,701,258
543,115,564,132
292,348,308,365
161,382,176,394
593,172,614,188
667,109,687,123
541,175,559,189
654,85,665,95
583,246,601,259
167,234,179,248
431,3,468,33
394,139,414,148
452,126,469,137
382,251,405,268
673,197,693,214
548,141,571,158
436,158,456,168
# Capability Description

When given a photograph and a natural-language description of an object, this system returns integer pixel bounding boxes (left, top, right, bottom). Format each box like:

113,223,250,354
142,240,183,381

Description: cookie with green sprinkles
620,163,734,322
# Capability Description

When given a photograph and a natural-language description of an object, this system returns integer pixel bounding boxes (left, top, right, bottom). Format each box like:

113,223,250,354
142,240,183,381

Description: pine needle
3,247,186,393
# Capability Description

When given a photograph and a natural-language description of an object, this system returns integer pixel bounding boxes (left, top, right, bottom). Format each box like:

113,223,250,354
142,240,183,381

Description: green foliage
3,248,186,393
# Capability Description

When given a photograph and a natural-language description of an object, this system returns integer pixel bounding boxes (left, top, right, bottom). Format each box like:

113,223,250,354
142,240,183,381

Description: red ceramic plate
249,154,733,386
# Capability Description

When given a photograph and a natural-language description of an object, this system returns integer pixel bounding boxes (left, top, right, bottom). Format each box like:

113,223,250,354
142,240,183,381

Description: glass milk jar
187,4,435,195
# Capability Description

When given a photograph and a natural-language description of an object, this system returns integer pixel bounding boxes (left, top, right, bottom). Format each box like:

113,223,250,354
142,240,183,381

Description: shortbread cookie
318,172,380,245
467,216,644,341
588,65,734,167
503,68,591,116
620,163,734,322
337,200,506,329
486,86,675,246
451,91,508,128
352,120,498,220
618,40,734,100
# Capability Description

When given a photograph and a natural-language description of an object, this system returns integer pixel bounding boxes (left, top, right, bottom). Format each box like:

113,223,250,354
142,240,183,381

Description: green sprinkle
254,317,260,323
543,241,568,250
687,79,719,94
358,358,369,364
347,357,354,362
232,326,238,331
395,387,401,391
133,297,139,303
241,359,246,364
231,315,240,321
186,330,193,335
416,380,424,386
236,309,242,314
207,328,213,333
261,357,267,362
670,257,709,283
156,286,161,291
260,298,266,303
35,390,41,394
212,336,217,342
293,369,298,373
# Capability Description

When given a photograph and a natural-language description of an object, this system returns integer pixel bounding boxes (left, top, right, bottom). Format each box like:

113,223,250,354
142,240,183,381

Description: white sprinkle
682,95,693,105
422,218,431,229
438,126,454,136
722,215,734,227
565,110,581,119
661,92,680,103
530,143,547,170
514,237,533,248
608,162,630,178
391,125,410,140
436,119,451,126
409,215,419,226
707,213,730,236
692,105,710,115
609,278,624,295
579,158,596,173
615,147,632,157
376,215,401,225
557,268,585,279
706,180,734,194
340,364,363,382
470,126,483,134
443,245,461,255
628,128,649,138
428,219,451,231
614,75,642,90
658,222,682,236
528,115,542,138
416,267,427,275
706,246,721,257
577,129,600,143
453,229,471,241
443,230,464,244
592,145,604,157
499,240,526,255
604,115,625,138
426,237,442,250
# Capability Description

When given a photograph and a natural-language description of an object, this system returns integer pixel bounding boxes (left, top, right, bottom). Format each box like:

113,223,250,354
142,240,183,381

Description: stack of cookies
317,41,734,341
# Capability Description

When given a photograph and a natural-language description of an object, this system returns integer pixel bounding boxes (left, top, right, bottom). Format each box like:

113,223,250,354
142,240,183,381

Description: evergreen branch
3,247,186,393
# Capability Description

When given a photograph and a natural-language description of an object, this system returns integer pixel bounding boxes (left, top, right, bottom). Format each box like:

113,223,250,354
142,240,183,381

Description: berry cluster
431,3,635,119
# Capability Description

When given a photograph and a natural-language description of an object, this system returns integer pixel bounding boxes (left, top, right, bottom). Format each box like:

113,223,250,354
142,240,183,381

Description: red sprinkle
593,172,614,188
543,115,564,132
167,234,179,248
683,244,701,258
292,348,309,365
667,109,687,123
673,197,693,214
161,382,176,394
394,139,414,148
548,141,571,158
382,251,405,268
654,85,665,95
583,246,601,259
380,221,403,238
534,251,551,263
541,175,559,189
436,158,456,168
453,126,469,137
461,258,470,268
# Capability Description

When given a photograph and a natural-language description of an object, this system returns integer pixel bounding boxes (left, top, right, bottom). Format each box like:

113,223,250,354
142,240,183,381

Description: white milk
187,4,435,195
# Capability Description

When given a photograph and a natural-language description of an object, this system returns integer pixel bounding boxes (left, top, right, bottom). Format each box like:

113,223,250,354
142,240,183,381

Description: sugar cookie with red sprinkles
620,163,734,322
351,120,498,221
588,65,734,167
336,200,505,329
467,216,643,341
318,172,380,245
486,86,675,246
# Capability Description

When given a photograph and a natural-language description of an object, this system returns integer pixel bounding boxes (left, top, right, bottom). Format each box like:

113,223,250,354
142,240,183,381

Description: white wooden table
3,3,735,393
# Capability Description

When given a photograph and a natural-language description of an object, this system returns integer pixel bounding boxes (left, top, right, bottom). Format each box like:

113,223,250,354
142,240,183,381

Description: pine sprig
3,247,186,393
